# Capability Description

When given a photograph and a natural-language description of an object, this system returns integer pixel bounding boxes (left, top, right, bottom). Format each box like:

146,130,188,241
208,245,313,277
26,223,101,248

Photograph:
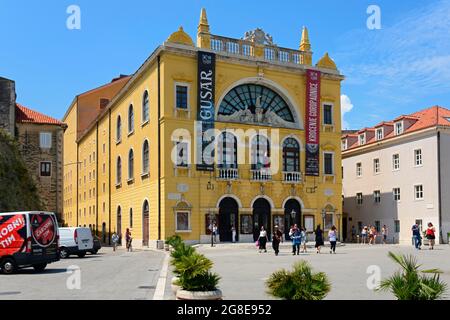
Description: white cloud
341,94,354,129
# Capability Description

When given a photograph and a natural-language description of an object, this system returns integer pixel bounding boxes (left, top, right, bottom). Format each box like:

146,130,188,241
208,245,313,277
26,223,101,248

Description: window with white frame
323,104,333,125
374,190,381,203
128,149,134,180
395,122,403,135
116,116,122,142
392,154,400,170
415,185,424,200
356,162,362,177
142,140,149,175
40,161,51,177
128,104,134,134
176,211,191,231
359,134,366,145
116,156,122,185
175,84,188,110
142,90,149,123
414,149,422,166
393,188,401,201
324,153,334,175
39,132,52,149
376,128,383,141
374,158,380,174
356,193,363,205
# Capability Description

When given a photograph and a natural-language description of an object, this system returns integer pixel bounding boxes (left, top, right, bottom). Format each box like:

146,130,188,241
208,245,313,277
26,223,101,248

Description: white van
58,227,93,258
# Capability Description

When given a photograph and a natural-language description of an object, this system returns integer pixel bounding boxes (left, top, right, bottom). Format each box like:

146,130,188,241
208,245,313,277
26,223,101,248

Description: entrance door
342,216,348,242
117,206,122,245
218,197,239,242
253,198,271,241
284,199,302,240
142,200,149,246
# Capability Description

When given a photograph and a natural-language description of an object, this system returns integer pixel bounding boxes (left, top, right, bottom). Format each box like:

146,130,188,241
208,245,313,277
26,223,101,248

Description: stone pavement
166,242,450,300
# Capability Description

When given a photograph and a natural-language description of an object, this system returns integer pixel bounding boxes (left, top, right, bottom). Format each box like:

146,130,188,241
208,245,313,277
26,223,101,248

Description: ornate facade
62,9,344,247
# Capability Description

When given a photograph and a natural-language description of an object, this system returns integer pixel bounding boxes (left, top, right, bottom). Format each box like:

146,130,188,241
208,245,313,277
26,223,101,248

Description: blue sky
0,0,449,129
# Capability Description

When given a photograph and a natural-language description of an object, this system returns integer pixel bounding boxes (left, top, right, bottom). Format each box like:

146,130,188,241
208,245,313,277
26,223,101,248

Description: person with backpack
328,226,337,254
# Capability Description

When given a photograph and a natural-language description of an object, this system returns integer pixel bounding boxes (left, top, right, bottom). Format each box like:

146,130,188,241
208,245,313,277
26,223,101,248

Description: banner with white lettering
196,51,216,171
305,70,321,176
0,214,26,255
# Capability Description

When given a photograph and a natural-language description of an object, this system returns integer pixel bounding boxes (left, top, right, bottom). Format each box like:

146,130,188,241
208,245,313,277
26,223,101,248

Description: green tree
0,129,42,211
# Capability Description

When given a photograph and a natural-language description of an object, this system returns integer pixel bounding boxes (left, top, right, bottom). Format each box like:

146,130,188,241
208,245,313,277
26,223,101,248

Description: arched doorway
218,197,239,242
284,199,302,240
252,198,271,241
117,206,122,245
142,200,149,247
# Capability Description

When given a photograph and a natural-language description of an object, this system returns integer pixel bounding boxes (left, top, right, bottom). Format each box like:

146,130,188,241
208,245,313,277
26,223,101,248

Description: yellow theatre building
62,9,344,248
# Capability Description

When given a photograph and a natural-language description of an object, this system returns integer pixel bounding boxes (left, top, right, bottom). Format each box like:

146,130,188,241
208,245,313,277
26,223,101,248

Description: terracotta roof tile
15,103,65,126
343,105,450,151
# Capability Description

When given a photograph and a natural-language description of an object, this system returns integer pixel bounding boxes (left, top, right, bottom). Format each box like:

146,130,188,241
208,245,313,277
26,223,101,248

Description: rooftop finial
300,26,310,48
200,8,208,25
197,8,211,48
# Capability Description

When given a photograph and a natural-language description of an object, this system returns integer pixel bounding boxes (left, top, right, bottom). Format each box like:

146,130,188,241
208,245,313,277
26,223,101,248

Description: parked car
89,236,102,255
0,211,60,274
59,227,93,258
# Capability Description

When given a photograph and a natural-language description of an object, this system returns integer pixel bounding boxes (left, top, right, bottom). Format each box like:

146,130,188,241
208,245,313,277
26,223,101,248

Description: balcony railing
209,34,305,66
251,168,272,182
283,171,302,183
217,168,239,180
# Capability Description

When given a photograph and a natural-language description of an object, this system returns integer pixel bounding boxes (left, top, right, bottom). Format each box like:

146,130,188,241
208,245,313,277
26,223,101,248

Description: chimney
0,77,16,136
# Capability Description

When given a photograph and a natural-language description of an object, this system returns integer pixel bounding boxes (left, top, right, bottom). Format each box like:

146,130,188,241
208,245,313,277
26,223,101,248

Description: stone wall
0,77,16,135
16,123,64,218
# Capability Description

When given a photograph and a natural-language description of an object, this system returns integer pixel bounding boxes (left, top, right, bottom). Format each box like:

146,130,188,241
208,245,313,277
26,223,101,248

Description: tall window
142,140,149,174
374,190,381,203
323,104,333,125
128,149,134,180
359,134,365,145
356,162,362,177
40,132,52,149
394,220,400,233
376,128,383,141
356,193,363,205
392,154,400,170
128,104,134,134
218,132,237,168
414,149,422,166
393,188,401,201
341,140,347,150
176,140,189,167
116,116,122,142
176,85,188,109
251,135,270,169
282,138,300,172
129,208,133,228
415,185,424,200
324,153,334,175
395,122,403,135
374,158,380,173
40,161,51,177
116,156,122,184
142,90,149,123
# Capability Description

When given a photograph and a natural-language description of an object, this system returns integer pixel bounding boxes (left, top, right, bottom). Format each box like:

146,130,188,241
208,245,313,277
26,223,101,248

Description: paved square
181,243,450,300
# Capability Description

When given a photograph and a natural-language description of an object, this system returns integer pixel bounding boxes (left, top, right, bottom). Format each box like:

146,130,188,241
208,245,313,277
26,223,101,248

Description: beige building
342,106,450,244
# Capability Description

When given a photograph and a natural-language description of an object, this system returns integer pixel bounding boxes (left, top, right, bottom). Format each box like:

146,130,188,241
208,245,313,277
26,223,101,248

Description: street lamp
321,209,326,231
290,210,296,226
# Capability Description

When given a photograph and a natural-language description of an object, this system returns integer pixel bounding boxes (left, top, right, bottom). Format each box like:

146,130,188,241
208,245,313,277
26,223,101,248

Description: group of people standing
358,225,388,245
256,224,339,255
412,222,436,250
111,228,133,252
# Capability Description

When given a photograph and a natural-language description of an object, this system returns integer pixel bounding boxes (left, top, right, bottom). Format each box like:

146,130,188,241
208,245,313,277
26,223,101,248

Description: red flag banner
305,69,321,176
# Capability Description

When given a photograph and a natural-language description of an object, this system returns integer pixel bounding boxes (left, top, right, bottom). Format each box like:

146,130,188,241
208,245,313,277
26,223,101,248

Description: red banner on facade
305,69,321,176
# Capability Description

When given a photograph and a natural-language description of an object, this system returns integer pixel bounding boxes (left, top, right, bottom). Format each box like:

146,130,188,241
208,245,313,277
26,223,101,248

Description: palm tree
266,261,330,300
377,251,447,300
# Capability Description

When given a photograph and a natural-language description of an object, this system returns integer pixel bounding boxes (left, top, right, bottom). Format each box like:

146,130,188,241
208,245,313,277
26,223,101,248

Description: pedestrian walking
291,224,301,255
315,225,324,254
351,225,357,243
258,226,268,253
212,223,218,244
382,225,388,244
368,226,374,245
231,224,236,243
112,232,119,251
300,227,307,253
426,222,436,250
272,225,283,256
125,228,132,252
372,226,378,245
328,226,337,254
412,224,422,250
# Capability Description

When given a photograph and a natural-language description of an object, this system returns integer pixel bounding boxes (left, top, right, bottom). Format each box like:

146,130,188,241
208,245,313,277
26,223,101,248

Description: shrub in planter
377,252,447,300
266,261,330,300
174,252,221,300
